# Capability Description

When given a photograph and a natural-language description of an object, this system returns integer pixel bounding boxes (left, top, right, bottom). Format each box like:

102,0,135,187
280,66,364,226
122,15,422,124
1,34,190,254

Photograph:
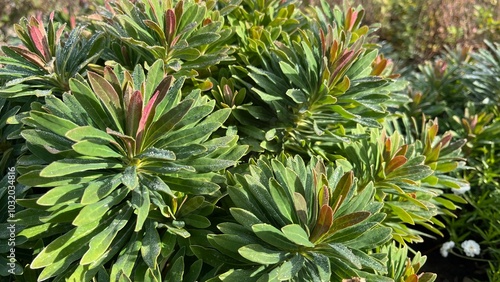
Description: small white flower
452,182,470,195
440,241,455,257
461,240,481,257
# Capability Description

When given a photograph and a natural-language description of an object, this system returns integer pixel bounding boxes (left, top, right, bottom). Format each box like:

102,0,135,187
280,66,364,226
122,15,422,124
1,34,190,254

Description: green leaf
187,32,221,47
18,170,102,187
80,204,133,265
184,214,211,228
252,224,297,250
30,213,111,269
331,171,354,215
310,253,331,281
66,126,115,142
345,49,378,79
162,176,220,195
81,174,123,204
36,184,85,206
73,188,129,226
184,259,203,282
327,243,361,269
387,203,415,224
73,140,122,158
121,166,139,190
21,129,73,153
144,59,166,102
281,224,314,247
30,111,79,136
136,147,176,160
139,174,174,197
277,254,304,281
132,184,151,231
238,244,287,265
269,179,294,224
230,208,263,229
40,158,124,177
164,256,184,282
141,220,161,269
110,232,142,280
285,89,307,104
293,192,308,226
69,78,109,129
146,98,194,145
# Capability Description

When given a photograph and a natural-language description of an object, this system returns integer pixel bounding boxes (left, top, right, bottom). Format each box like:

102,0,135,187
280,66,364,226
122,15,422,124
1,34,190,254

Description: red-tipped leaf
310,204,334,243
126,90,143,138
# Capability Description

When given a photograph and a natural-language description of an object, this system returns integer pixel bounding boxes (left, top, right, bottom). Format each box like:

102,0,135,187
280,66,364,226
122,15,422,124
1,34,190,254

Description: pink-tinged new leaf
395,144,408,157
371,58,388,76
103,66,122,96
310,204,334,243
165,9,176,45
386,155,407,174
126,90,143,138
136,91,159,149
329,40,339,64
28,18,51,62
147,0,162,24
331,50,356,85
331,171,353,216
123,82,134,111
328,211,371,235
88,72,124,132
345,9,359,31
383,137,392,162
203,18,212,26
174,1,183,25
55,24,66,48
318,185,330,208
151,76,174,108
294,192,308,226
440,133,453,148
9,46,46,68
320,29,327,57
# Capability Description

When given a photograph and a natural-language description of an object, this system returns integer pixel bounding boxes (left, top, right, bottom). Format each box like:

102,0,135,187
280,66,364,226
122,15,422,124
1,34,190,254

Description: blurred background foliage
0,0,103,46
325,0,500,65
2,0,498,64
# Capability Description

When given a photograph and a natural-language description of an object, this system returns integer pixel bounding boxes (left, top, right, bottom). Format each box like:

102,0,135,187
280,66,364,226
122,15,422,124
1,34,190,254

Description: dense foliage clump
0,0,497,281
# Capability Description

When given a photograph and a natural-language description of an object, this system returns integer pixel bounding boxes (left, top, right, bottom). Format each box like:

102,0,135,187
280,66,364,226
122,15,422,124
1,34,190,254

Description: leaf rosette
13,59,247,281
0,14,104,97
230,2,407,157
92,0,233,77
199,155,392,281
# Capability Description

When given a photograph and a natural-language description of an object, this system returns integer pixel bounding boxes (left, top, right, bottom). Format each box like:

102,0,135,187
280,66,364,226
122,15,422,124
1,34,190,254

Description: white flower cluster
440,239,481,258
440,241,455,257
461,240,481,257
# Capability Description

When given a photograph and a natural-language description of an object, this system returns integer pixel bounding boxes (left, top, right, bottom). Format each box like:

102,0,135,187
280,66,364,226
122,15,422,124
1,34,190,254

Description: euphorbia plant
204,155,394,281
0,0,472,281
13,59,247,281
228,1,407,158
91,0,234,78
0,13,104,97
